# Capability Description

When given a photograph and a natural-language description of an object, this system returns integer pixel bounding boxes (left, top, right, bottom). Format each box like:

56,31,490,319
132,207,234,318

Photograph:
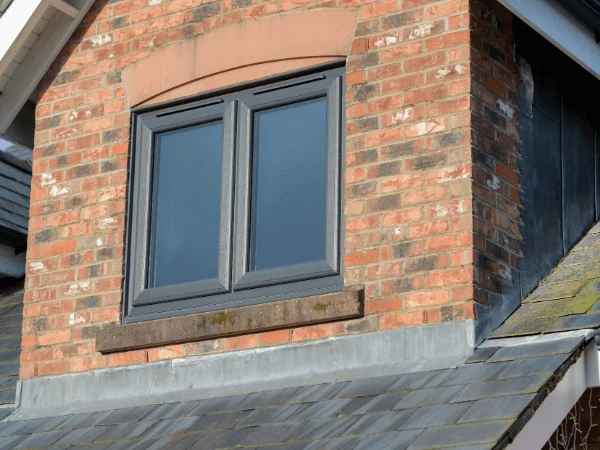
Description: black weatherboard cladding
516,21,600,299
0,147,31,250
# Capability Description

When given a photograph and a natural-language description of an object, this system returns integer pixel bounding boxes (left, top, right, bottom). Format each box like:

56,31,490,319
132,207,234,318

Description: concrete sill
96,285,364,353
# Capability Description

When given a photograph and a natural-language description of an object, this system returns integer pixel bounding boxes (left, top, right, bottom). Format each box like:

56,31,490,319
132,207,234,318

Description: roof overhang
556,0,600,34
497,0,600,80
483,332,600,448
0,0,95,146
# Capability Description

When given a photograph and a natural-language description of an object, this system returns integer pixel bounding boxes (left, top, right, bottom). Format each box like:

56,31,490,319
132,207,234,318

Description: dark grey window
124,67,345,323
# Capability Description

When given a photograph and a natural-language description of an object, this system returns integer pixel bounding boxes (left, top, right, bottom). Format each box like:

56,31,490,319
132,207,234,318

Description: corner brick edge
96,286,364,353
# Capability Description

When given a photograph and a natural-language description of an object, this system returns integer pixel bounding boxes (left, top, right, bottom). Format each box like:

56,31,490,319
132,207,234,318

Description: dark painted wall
516,22,600,299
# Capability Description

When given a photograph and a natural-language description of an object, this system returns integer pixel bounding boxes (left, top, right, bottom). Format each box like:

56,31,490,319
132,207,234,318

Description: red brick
292,324,335,341
259,330,290,345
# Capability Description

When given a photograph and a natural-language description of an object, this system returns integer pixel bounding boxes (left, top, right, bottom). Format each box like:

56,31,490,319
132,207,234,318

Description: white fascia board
0,0,45,72
507,340,599,450
0,0,96,135
497,0,600,79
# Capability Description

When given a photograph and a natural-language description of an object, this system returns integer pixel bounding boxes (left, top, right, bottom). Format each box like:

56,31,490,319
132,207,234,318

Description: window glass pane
250,97,327,271
150,121,223,288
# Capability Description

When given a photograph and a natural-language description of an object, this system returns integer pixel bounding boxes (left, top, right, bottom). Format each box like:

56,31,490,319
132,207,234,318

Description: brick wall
469,0,522,318
22,0,486,378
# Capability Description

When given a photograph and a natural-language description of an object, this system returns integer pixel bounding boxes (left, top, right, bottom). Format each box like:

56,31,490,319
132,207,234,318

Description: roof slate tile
0,334,582,450
407,421,513,449
458,394,536,423
450,375,549,402
545,313,600,331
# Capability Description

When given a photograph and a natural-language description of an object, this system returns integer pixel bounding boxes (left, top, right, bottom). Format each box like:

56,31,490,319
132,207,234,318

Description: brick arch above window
122,9,359,108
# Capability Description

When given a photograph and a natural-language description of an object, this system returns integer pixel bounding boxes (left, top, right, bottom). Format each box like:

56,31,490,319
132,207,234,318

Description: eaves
0,0,95,138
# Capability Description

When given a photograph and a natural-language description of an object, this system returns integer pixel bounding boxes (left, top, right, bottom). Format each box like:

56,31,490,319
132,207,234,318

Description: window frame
123,65,345,324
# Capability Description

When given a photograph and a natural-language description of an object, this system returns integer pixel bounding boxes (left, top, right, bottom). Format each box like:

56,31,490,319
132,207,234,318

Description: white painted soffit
497,0,600,79
0,0,96,135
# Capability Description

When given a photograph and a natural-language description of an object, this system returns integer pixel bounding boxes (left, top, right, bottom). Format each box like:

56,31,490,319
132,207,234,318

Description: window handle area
156,99,224,117
254,76,326,95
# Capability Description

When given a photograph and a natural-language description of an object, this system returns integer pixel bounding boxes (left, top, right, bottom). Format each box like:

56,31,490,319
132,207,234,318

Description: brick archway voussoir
123,9,359,108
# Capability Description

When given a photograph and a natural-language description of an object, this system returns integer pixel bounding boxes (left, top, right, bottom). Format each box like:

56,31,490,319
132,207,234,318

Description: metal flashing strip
11,320,475,421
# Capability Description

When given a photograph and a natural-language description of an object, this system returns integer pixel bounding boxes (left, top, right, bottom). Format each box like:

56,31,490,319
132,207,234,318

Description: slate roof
0,283,23,407
0,335,587,450
493,221,600,338
0,145,31,244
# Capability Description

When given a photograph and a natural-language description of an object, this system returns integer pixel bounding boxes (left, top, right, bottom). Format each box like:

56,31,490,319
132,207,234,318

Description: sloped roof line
0,0,96,137
492,220,600,339
0,335,590,449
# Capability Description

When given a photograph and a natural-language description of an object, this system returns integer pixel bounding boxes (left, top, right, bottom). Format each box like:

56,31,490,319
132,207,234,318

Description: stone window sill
96,285,364,353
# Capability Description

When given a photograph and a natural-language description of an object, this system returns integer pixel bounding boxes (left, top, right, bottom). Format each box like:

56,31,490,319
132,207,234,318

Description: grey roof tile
458,394,536,423
12,429,70,448
466,347,499,364
400,403,474,430
407,421,512,449
337,375,401,398
291,417,360,441
354,429,423,450
145,433,201,450
93,421,156,442
388,369,454,392
257,444,305,450
188,411,248,433
140,416,197,438
240,422,304,446
188,394,248,415
451,375,550,402
395,385,465,409
56,412,109,430
339,396,379,416
0,338,582,450
140,401,203,421
441,361,511,386
69,443,113,450
190,427,256,449
96,405,157,426
105,437,161,449
350,393,408,415
0,407,14,422
0,419,28,436
486,338,582,362
344,410,417,436
285,382,350,404
14,415,71,434
500,354,566,378
0,434,26,449
288,399,352,421
237,388,301,410
237,404,302,428
545,313,600,332
303,436,361,450
54,426,113,446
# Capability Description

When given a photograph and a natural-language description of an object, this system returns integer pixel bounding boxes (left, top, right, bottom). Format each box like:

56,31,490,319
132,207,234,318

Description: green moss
508,293,600,323
490,316,556,338
525,279,585,303
197,317,207,329
210,311,236,327
314,303,329,312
